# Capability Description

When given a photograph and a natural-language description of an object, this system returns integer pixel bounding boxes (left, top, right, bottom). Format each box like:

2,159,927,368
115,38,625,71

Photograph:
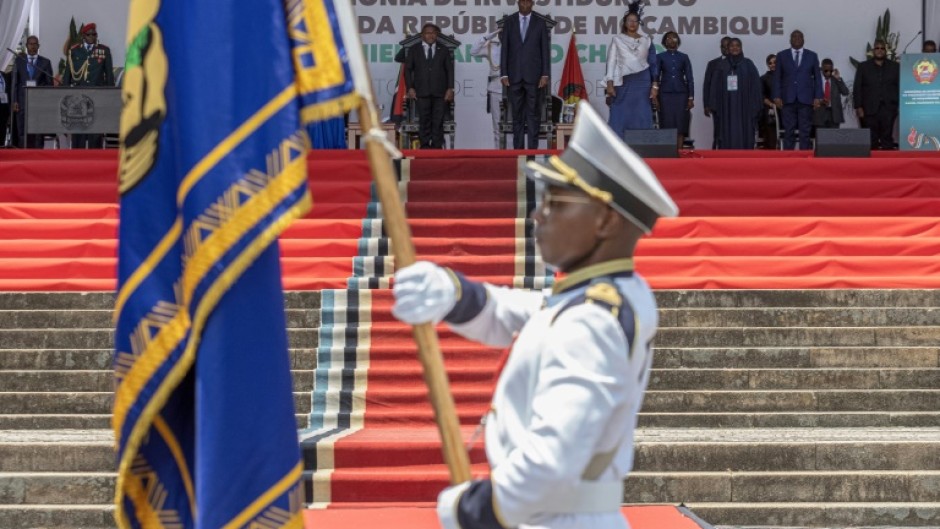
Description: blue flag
113,0,362,526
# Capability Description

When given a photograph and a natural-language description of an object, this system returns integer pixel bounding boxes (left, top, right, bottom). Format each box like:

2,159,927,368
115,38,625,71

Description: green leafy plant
57,17,84,77
850,9,900,69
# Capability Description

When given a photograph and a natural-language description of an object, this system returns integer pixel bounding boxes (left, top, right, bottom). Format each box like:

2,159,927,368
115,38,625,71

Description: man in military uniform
392,102,678,529
63,22,114,148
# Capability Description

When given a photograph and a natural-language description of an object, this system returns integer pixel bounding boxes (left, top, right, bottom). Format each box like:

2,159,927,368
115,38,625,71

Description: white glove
392,261,457,325
437,481,472,529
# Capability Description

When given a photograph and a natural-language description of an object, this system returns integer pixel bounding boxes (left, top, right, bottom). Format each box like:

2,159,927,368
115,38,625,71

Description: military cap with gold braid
525,102,678,233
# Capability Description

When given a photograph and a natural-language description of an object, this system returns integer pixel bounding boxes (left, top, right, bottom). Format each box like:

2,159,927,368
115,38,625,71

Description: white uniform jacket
438,259,658,529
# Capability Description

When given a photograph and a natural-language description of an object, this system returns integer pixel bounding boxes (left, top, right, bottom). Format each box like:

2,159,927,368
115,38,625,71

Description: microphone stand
901,31,923,55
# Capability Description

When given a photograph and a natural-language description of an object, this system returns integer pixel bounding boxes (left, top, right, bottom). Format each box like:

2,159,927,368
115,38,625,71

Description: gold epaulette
585,282,622,318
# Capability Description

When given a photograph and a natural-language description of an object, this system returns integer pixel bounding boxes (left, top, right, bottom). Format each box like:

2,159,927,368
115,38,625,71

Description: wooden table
347,122,397,150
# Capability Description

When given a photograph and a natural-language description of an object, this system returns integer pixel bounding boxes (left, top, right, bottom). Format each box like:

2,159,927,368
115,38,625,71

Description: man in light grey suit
813,58,849,129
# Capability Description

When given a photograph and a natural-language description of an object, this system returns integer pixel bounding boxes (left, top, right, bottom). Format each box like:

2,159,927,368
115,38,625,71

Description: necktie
426,45,432,61
824,78,831,103
795,50,801,67
522,16,528,40
27,57,35,79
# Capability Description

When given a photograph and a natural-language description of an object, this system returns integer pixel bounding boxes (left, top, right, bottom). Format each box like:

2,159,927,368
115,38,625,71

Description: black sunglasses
85,32,98,36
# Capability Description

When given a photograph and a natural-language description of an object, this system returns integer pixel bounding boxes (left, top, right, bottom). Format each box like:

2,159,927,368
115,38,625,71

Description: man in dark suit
773,30,823,150
702,36,730,149
813,58,849,130
853,39,900,150
12,36,54,148
405,23,454,149
500,0,550,149
63,23,114,149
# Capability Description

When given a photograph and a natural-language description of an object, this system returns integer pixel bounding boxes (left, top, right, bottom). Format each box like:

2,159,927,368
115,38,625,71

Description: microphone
902,30,923,55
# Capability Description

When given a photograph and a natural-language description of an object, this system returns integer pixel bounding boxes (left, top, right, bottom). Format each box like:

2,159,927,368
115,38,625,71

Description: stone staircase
1,290,939,527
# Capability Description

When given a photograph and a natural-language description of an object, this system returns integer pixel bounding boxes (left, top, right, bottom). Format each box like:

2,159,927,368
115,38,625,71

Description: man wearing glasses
853,39,900,150
391,102,677,529
63,22,114,148
813,58,849,130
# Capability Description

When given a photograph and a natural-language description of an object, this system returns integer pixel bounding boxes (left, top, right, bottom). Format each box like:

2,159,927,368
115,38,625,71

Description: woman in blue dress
656,31,694,150
604,1,660,137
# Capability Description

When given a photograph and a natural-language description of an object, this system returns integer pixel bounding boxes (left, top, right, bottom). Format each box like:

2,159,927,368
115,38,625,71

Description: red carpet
2,149,939,526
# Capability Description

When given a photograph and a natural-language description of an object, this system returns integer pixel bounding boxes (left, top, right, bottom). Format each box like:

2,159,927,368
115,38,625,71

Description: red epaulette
70,43,82,50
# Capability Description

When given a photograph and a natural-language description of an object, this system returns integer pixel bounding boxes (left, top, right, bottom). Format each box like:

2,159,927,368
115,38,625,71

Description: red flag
558,33,588,104
389,63,407,123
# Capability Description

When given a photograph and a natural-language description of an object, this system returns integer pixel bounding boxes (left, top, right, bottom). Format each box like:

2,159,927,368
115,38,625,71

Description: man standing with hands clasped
813,58,849,130
392,102,678,529
12,36,54,148
853,39,900,150
500,0,550,149
405,23,454,149
773,30,823,150
63,23,114,149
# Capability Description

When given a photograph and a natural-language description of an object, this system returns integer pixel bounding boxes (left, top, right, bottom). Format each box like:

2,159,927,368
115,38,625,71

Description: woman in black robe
708,38,763,149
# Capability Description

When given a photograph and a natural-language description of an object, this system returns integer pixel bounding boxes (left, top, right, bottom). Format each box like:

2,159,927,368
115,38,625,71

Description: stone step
643,389,940,412
0,392,314,415
0,348,318,370
0,413,311,430
682,502,940,527
5,429,938,473
654,347,940,369
2,347,936,372
0,308,322,329
647,368,940,390
660,307,940,328
2,289,937,311
3,470,940,507
0,505,114,529
0,472,113,505
4,368,937,393
654,289,940,309
4,326,939,350
5,306,938,330
0,370,315,392
6,389,940,416
624,471,940,503
637,411,940,428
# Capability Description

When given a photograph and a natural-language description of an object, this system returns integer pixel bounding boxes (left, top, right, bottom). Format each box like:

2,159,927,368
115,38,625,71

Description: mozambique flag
389,63,407,123
558,33,589,104
113,0,365,527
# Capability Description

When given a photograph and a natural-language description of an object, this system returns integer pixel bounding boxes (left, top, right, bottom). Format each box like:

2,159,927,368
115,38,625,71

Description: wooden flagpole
356,98,472,485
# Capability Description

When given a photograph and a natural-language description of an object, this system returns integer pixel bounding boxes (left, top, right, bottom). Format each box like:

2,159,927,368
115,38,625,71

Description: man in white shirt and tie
404,23,454,149
813,58,849,130
772,30,823,150
12,36,54,148
500,0,550,149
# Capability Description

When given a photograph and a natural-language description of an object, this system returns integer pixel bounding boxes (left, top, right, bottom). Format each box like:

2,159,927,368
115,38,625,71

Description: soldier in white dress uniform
392,102,678,529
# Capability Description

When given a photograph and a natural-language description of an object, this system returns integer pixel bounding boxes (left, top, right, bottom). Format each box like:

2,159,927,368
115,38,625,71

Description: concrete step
648,368,940,390
0,370,315,392
654,327,940,348
638,411,940,428
643,389,940,412
0,505,113,529
0,348,318,370
5,306,938,330
1,289,937,312
683,502,940,527
0,308,322,329
5,368,937,393
624,471,940,503
0,328,322,349
0,472,113,504
0,392,314,415
654,289,940,309
0,413,310,430
654,347,940,369
4,326,938,350
661,307,940,328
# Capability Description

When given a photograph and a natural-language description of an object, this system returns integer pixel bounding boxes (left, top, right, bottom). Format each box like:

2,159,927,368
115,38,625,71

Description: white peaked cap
525,102,679,233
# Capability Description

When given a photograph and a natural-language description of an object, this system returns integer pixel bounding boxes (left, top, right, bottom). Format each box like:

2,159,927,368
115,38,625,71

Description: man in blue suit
500,0,550,149
773,30,822,150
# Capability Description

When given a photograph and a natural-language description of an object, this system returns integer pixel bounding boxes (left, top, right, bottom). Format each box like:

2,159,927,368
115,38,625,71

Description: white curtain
0,0,33,71
928,0,940,44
